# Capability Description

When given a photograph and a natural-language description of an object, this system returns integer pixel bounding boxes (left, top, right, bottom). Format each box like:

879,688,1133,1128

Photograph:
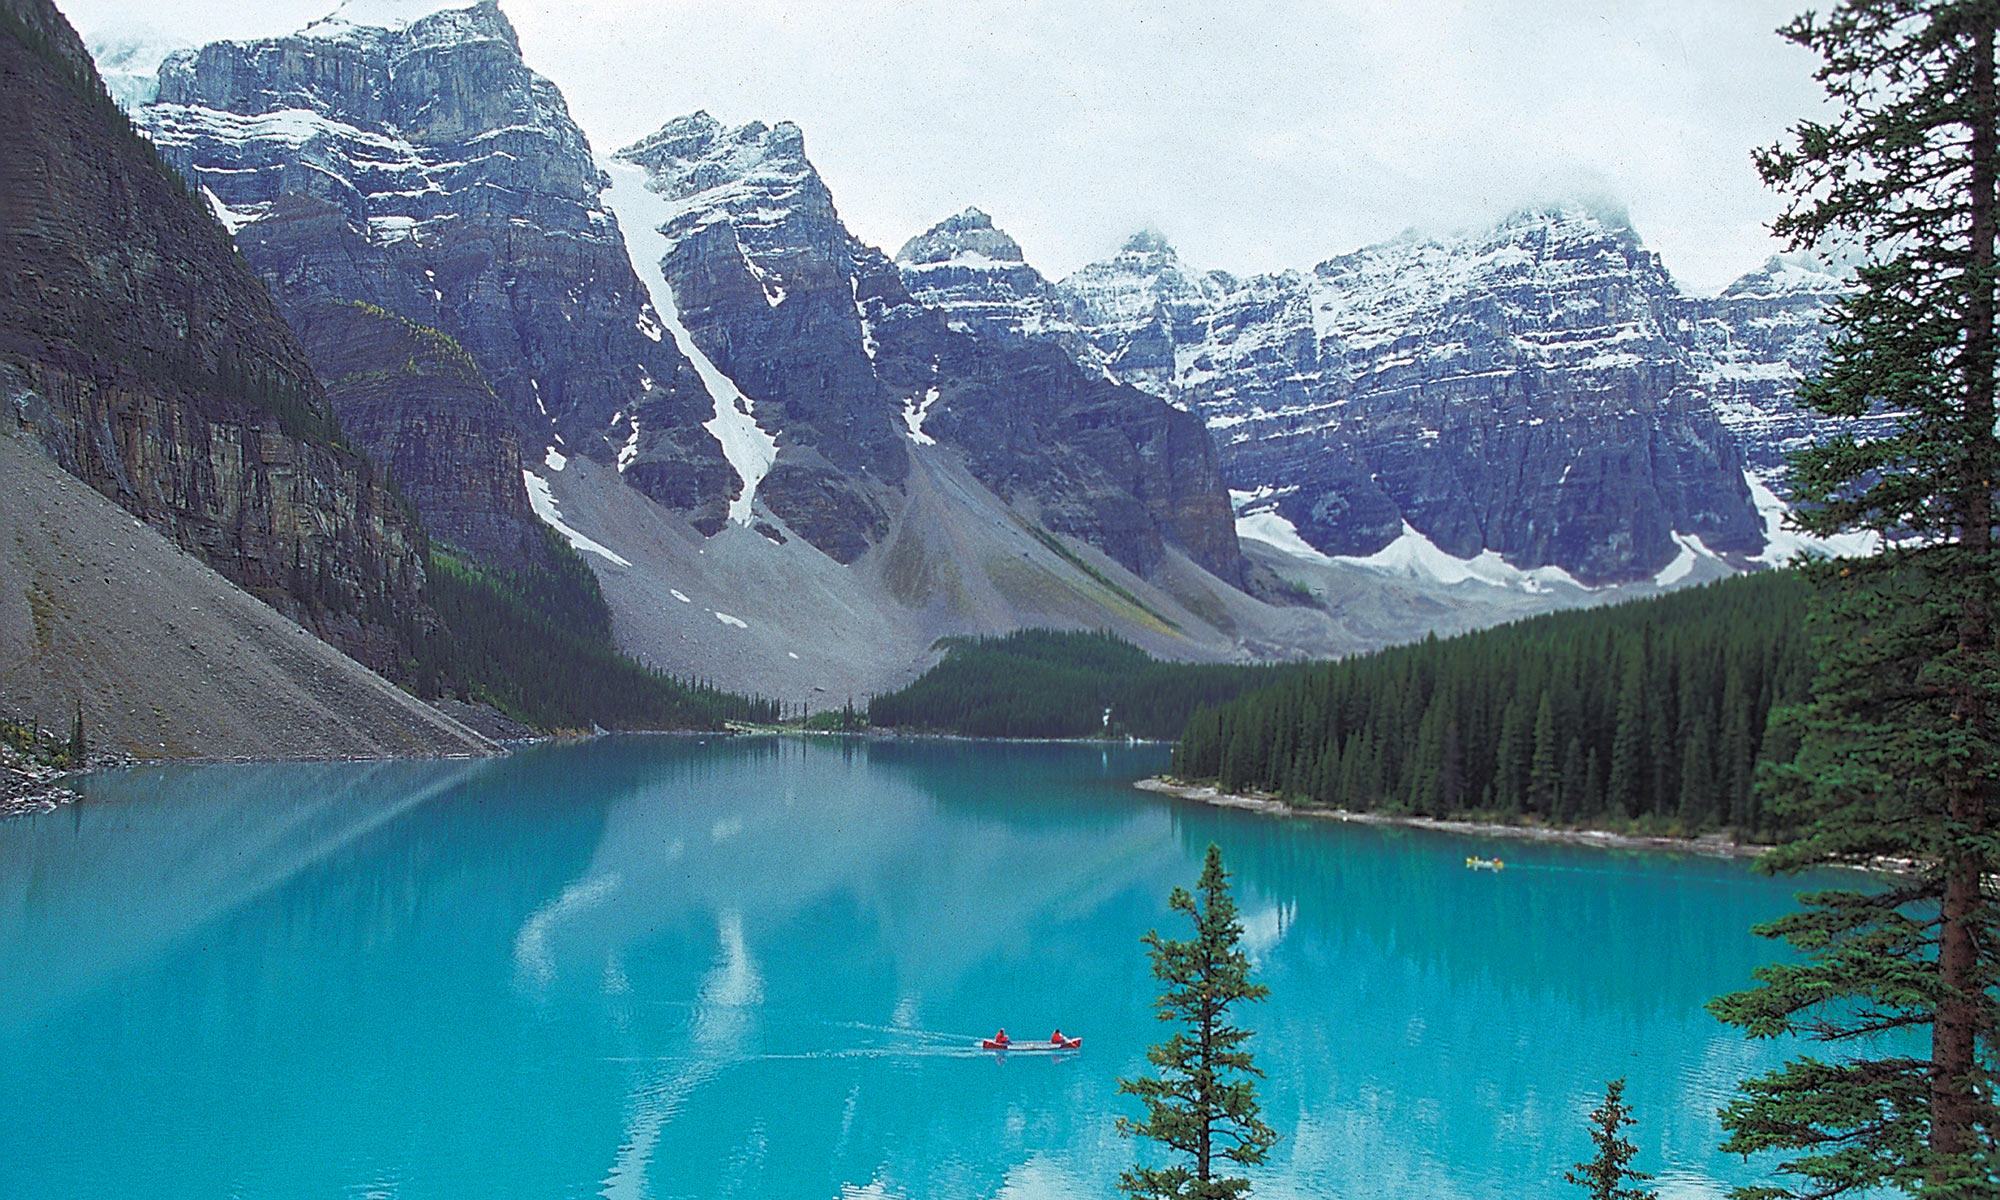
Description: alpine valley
3,0,1867,754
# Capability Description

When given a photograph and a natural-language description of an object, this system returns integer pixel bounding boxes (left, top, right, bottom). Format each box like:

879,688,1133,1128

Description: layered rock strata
1,0,437,677
135,1,735,526
286,300,547,570
1038,209,1772,585
614,115,1242,580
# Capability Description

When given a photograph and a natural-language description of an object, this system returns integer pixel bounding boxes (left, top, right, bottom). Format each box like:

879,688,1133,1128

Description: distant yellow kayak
1465,856,1505,872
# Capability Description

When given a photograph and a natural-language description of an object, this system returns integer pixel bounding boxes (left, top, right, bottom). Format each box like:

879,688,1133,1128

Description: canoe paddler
990,1028,1010,1047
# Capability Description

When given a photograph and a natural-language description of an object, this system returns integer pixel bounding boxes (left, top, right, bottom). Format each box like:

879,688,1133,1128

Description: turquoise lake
0,737,1844,1199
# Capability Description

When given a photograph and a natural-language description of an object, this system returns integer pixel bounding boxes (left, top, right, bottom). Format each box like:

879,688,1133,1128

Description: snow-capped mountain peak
1051,229,1235,398
893,209,1116,377
298,0,493,42
1718,250,1852,300
1052,203,1775,584
895,207,1025,267
134,0,734,531
619,114,819,210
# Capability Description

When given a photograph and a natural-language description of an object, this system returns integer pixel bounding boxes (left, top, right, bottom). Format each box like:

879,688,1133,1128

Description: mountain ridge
902,202,1845,586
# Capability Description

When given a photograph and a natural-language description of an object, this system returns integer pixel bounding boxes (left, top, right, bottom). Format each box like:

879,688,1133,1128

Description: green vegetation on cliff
1171,573,1809,837
420,529,778,731
868,629,1299,739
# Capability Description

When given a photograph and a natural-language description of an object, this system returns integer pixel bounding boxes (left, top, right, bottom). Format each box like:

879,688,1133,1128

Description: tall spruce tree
1563,1078,1659,1200
1708,2,2000,1196
1118,844,1278,1200
1529,692,1562,817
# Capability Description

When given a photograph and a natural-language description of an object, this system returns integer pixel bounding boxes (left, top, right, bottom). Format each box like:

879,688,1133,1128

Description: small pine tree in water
1117,843,1278,1200
1564,1078,1658,1200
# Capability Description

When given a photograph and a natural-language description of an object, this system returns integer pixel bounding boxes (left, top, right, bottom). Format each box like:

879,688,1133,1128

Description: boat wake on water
601,1021,1083,1064
603,1044,1077,1064
1474,859,1766,886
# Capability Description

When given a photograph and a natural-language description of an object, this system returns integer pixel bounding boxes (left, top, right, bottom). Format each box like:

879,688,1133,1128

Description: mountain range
1,0,1873,753
905,205,1870,586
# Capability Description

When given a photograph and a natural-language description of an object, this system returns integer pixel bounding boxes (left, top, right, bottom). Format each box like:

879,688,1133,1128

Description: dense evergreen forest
868,629,1302,739
419,531,779,731
1172,573,1809,837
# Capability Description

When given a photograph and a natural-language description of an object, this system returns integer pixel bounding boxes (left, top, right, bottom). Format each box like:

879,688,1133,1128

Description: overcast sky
65,0,1826,293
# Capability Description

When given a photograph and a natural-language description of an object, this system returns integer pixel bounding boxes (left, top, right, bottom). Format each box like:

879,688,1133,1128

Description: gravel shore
1132,777,1768,858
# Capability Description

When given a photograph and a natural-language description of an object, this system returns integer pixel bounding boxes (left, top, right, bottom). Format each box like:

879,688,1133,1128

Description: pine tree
1528,692,1561,817
1709,3,2000,1196
1677,715,1714,828
1716,667,1756,819
1560,735,1590,823
1608,651,1646,817
66,700,84,766
1563,1078,1658,1200
1496,695,1530,815
1118,844,1278,1200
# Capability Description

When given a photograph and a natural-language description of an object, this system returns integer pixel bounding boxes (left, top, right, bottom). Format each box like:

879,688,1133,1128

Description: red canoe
982,1036,1082,1050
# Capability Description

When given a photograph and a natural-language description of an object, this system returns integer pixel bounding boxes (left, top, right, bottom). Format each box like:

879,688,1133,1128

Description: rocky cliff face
609,114,907,560
620,117,1248,580
895,207,1114,375
613,116,1243,580
136,1,735,529
1046,207,1770,586
0,0,436,677
1057,231,1238,400
286,300,547,570
1692,251,1889,473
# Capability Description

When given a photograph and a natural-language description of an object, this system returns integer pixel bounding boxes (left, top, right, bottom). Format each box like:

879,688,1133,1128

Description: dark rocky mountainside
894,207,1113,374
136,1,736,526
134,7,1239,583
286,299,547,570
0,428,492,759
612,114,1242,581
1691,250,1893,473
0,0,439,677
1038,207,1770,586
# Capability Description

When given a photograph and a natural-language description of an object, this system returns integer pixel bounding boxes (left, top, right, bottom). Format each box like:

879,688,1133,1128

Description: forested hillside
868,630,1300,739
419,532,780,732
1171,573,1808,836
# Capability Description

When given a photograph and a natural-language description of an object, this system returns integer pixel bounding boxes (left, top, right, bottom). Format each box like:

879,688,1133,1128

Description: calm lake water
0,737,1844,1199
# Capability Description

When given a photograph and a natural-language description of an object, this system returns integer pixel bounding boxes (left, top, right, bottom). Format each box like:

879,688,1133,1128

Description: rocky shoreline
0,760,82,817
1132,777,1769,859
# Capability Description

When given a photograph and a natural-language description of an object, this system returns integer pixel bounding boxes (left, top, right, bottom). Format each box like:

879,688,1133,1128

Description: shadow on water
0,757,494,1023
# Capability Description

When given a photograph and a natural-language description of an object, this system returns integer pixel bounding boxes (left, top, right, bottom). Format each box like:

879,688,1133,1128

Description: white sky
66,0,1826,293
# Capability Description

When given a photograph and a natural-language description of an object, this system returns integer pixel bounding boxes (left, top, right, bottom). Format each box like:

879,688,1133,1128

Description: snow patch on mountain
1653,532,1721,587
902,387,942,446
523,470,631,566
1745,470,1880,564
1335,522,1592,593
299,0,489,44
1234,509,1337,566
1233,490,1592,592
85,30,187,110
601,158,776,525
